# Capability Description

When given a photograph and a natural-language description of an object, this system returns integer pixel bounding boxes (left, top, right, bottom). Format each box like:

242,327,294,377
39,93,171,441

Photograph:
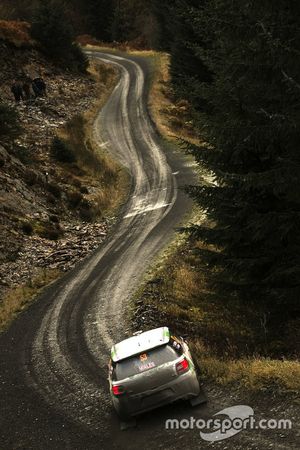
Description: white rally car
108,327,203,420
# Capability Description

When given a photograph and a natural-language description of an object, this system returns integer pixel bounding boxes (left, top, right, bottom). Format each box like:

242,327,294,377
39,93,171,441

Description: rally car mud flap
190,387,207,407
120,418,137,431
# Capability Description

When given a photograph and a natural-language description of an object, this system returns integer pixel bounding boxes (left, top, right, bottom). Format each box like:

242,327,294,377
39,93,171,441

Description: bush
50,137,76,164
13,145,32,165
79,206,94,222
0,20,33,47
40,228,61,240
80,185,89,194
46,193,57,205
21,220,33,235
38,223,63,240
49,214,59,223
0,103,22,141
71,177,82,189
70,43,88,73
67,190,83,208
79,199,97,222
46,182,61,199
24,169,38,186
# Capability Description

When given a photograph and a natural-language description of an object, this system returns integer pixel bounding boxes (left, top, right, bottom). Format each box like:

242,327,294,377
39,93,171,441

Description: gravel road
0,52,197,449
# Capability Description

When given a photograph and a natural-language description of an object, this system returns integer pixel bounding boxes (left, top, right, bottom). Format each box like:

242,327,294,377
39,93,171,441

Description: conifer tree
84,0,114,41
31,1,74,58
164,0,300,323
151,0,212,111
31,0,87,71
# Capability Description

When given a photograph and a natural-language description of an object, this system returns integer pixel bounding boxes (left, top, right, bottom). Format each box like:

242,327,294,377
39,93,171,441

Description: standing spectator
32,77,47,97
11,80,24,102
22,77,33,100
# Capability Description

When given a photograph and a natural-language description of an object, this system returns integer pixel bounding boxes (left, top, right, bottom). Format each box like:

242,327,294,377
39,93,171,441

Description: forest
162,0,300,346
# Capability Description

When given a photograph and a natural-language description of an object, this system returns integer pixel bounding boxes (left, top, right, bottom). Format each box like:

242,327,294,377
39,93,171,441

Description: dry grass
173,263,205,302
192,341,300,393
135,239,300,394
0,269,60,332
0,20,34,47
83,60,130,212
78,35,153,52
147,53,201,145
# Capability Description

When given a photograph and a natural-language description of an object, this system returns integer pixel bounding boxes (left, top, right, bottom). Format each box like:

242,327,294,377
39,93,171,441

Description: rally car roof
111,327,170,363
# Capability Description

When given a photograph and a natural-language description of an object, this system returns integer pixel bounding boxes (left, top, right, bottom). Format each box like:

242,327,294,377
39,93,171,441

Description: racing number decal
138,353,155,372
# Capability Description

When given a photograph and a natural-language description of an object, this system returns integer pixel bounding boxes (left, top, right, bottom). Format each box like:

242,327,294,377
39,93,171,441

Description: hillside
0,21,123,326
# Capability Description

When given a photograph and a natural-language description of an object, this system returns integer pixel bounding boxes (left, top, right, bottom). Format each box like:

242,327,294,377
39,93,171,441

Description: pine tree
83,0,114,41
151,0,212,111
170,1,212,112
148,0,173,49
31,1,74,58
165,0,300,323
31,0,87,71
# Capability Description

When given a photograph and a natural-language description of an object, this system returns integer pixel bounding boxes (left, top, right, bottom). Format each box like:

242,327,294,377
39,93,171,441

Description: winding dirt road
0,52,197,449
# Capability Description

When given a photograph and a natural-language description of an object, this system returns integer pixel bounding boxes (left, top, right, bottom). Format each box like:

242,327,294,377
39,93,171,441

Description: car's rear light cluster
112,384,125,396
176,358,189,375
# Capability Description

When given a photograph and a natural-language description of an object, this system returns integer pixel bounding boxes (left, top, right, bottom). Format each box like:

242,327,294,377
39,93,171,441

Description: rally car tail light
112,384,125,396
176,358,189,375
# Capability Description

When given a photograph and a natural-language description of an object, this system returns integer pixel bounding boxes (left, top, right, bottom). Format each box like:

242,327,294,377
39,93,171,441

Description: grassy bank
147,52,201,146
0,269,60,332
133,241,300,395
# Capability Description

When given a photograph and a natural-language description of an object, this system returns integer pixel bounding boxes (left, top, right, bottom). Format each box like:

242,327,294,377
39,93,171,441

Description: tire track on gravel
23,52,194,434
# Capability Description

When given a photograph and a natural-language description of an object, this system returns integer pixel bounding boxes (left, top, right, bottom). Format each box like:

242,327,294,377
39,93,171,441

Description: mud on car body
108,327,201,420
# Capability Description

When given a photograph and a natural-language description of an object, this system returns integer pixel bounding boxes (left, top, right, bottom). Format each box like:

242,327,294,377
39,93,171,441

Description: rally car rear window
114,344,180,380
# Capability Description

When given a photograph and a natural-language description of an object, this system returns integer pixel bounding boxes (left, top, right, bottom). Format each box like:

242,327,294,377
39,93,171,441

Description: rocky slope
0,30,118,306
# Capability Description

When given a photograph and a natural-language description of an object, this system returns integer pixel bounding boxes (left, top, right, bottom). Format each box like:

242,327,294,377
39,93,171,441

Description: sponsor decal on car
138,361,156,372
